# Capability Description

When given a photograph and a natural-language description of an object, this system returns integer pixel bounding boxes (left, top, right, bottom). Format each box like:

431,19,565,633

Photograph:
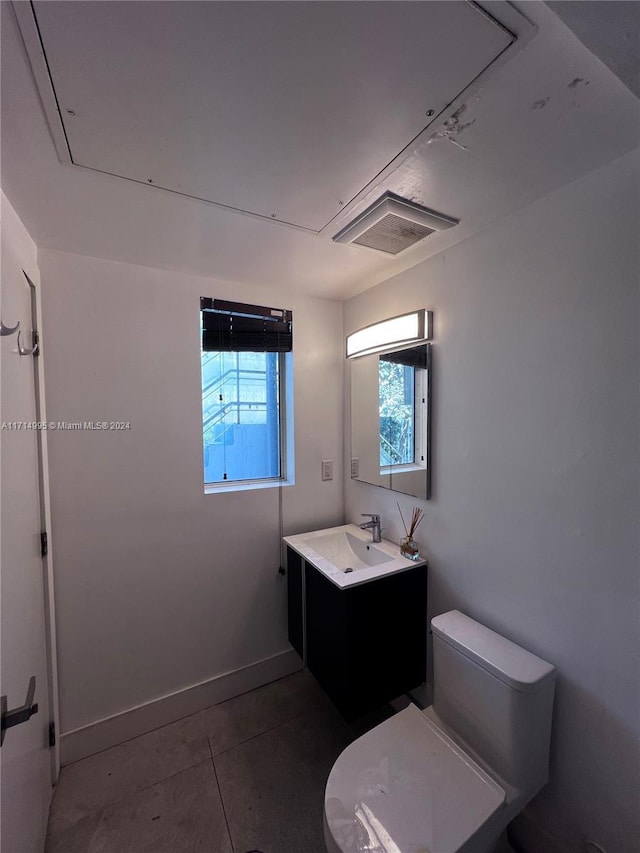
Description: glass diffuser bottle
398,503,424,561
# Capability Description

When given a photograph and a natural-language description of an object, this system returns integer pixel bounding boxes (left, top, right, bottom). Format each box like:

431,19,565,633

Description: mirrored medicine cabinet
350,341,432,500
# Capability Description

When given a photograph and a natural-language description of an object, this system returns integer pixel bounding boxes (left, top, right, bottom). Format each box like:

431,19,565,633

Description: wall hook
1,318,20,336
17,329,39,356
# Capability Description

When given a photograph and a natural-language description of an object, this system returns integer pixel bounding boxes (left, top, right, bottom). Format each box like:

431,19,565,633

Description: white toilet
324,610,556,853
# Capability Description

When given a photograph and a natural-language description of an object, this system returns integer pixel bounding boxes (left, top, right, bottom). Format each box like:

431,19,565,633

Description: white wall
39,250,344,739
344,150,640,853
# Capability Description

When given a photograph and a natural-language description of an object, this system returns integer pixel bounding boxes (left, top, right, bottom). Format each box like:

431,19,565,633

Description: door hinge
40,531,48,557
49,721,56,747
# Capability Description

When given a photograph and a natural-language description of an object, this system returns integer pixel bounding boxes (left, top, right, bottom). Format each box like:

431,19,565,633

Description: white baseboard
60,648,302,765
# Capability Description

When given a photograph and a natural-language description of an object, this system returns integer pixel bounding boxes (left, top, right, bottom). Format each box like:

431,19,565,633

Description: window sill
204,477,294,495
380,464,426,476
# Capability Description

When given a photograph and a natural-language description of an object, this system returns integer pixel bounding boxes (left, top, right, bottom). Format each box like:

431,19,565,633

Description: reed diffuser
397,503,424,561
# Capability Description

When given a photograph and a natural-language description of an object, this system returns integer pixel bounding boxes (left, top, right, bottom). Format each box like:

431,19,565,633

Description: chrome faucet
360,513,382,543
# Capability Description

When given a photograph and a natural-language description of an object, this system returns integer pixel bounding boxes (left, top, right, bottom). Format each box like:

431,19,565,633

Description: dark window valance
201,298,293,352
380,344,429,369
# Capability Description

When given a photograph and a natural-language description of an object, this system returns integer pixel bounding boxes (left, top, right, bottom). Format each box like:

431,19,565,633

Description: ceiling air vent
333,192,458,255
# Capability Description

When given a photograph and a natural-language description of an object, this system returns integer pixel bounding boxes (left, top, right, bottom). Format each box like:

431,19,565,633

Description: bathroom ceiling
547,1,640,97
25,0,515,232
2,1,639,299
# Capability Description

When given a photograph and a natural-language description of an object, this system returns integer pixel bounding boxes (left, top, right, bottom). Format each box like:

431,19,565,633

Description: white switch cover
322,459,333,481
351,458,359,478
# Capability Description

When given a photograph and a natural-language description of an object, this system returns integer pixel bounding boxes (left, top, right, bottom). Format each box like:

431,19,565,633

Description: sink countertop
284,523,427,589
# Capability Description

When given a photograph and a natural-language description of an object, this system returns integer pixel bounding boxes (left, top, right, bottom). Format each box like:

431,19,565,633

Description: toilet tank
431,611,556,797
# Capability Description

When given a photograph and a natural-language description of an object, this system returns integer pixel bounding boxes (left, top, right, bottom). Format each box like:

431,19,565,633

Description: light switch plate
322,459,333,481
351,458,359,478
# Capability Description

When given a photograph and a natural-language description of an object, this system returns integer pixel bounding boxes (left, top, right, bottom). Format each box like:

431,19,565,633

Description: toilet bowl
324,610,555,853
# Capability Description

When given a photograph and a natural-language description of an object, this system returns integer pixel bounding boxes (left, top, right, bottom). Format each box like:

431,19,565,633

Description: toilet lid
324,704,505,853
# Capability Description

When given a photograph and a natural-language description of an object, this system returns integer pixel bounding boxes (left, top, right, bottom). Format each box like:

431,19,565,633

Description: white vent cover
333,192,458,254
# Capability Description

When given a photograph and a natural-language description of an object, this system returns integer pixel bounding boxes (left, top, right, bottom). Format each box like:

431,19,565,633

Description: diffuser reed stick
408,507,424,539
397,502,409,537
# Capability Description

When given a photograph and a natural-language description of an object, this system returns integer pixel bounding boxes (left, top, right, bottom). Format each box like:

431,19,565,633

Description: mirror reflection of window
350,342,431,500
378,345,428,475
379,359,415,466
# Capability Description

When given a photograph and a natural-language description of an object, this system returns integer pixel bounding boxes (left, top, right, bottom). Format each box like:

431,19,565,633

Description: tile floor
45,670,388,853
46,671,517,853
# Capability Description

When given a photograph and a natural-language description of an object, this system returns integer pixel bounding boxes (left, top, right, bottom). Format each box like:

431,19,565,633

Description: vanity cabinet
286,547,304,658
286,545,427,721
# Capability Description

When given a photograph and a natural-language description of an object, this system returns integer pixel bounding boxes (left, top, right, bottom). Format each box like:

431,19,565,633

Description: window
200,298,292,488
378,346,428,472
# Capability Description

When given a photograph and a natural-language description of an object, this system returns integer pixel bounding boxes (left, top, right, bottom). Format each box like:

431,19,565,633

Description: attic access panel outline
23,1,515,232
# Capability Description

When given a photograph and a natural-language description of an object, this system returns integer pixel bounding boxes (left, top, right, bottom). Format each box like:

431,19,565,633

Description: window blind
380,343,429,369
201,298,293,353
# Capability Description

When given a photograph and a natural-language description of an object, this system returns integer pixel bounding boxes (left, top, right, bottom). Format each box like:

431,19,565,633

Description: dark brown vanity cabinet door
304,562,350,713
303,560,427,721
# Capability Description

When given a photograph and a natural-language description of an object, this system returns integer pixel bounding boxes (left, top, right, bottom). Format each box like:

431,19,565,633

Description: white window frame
203,350,295,494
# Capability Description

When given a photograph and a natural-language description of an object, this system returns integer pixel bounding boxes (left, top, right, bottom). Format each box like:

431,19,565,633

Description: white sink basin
284,524,425,588
301,529,392,571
